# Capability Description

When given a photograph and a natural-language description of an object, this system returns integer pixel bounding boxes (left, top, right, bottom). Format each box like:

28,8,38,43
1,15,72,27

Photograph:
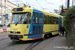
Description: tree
63,6,75,32
54,5,66,15
54,9,59,14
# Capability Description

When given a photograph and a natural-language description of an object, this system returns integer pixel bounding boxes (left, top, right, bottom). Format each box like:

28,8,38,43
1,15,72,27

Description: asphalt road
0,33,70,50
0,33,42,50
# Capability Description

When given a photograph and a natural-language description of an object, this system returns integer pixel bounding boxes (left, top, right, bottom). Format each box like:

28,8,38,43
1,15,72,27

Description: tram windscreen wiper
15,14,24,25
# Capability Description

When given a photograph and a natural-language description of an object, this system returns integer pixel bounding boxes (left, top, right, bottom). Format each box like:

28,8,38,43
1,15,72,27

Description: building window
0,0,1,4
0,16,2,23
4,0,6,6
10,13,12,16
8,12,12,16
4,8,6,14
0,7,1,13
8,6,12,10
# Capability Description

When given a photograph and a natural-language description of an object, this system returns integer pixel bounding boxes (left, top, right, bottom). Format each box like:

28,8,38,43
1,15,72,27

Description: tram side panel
43,24,59,35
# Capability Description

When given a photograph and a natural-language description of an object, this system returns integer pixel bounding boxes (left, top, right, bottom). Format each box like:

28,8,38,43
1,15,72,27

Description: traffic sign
5,14,8,20
3,28,7,32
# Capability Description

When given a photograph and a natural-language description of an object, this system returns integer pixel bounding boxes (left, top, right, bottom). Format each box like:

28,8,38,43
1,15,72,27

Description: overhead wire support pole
67,0,69,9
72,0,73,7
14,0,23,7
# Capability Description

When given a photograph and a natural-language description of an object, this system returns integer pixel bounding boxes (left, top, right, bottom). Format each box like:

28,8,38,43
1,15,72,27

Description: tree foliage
63,6,75,32
54,9,59,14
54,5,65,14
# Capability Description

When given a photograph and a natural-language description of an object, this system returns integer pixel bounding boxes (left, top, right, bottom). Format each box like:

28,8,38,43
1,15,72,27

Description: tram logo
13,29,17,31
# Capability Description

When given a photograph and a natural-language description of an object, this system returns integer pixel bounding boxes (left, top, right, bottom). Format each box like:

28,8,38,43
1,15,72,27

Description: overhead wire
44,0,60,6
10,0,58,12
36,0,44,10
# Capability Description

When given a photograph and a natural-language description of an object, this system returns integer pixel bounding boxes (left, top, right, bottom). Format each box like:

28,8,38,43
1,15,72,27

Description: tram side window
28,12,31,23
36,13,38,24
33,13,39,24
44,15,47,24
56,18,59,24
23,12,31,24
48,16,52,24
33,13,35,24
47,16,49,24
23,14,28,24
53,17,56,24
39,13,43,24
47,15,49,24
52,17,59,24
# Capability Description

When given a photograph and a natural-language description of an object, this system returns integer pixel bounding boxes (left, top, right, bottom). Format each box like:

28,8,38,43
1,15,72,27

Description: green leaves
63,6,75,32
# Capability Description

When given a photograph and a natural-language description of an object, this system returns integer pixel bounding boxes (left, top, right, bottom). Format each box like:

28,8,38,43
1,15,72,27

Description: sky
8,0,72,14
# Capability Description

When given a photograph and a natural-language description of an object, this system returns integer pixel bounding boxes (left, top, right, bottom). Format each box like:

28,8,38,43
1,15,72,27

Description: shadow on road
12,34,59,45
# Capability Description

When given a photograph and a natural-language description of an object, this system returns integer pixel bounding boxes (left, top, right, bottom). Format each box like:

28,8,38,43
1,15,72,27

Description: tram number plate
13,32,16,33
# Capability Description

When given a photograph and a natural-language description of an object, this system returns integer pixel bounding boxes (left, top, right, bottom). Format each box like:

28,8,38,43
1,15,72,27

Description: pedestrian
59,25,65,36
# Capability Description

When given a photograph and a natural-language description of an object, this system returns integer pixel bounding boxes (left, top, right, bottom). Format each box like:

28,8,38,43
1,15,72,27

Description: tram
9,7,63,41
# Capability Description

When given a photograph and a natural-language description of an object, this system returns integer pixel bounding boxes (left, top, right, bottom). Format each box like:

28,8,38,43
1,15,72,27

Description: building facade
0,0,17,26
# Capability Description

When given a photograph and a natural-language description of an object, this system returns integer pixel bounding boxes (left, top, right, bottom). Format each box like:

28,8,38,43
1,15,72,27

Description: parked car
0,23,3,27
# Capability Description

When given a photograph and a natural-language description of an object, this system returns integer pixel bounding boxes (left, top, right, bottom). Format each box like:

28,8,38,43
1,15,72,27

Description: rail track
0,38,9,41
0,42,15,50
0,39,42,50
26,40,42,50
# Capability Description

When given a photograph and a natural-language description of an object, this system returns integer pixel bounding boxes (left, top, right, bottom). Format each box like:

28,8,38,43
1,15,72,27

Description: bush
63,6,75,32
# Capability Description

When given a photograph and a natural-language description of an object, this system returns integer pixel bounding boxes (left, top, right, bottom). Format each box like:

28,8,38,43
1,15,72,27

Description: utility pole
67,0,70,9
60,5,63,15
62,5,63,12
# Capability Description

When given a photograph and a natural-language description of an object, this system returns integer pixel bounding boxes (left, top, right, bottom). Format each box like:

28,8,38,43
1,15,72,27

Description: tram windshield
11,12,31,24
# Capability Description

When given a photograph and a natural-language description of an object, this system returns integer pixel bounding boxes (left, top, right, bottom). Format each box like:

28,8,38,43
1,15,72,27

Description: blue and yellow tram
9,7,63,41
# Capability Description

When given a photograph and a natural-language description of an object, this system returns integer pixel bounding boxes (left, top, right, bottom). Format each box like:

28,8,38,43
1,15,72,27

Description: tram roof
34,8,61,18
11,7,63,18
34,7,63,18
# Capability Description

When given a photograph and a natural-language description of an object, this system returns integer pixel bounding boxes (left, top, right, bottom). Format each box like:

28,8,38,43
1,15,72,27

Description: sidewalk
32,36,73,50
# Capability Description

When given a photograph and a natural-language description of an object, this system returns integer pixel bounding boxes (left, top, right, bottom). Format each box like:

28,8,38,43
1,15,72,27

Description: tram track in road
0,42,16,50
26,40,42,50
0,39,42,50
0,38,9,41
25,35,59,50
0,35,58,50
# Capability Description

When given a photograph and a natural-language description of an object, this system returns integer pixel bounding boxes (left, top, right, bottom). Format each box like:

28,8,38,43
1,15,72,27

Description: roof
11,7,63,18
34,7,61,18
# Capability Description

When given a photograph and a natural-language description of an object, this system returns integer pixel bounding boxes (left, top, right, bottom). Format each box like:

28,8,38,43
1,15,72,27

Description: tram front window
11,13,30,24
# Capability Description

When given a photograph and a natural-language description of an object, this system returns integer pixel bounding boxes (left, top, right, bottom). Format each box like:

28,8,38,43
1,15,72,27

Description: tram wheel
44,33,52,39
44,34,48,39
49,33,52,37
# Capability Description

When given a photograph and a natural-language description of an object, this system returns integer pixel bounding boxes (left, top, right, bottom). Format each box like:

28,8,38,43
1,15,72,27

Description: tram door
33,12,44,38
59,16,62,32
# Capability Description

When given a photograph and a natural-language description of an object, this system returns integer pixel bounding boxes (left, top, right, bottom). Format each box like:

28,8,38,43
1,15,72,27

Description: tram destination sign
14,8,23,11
